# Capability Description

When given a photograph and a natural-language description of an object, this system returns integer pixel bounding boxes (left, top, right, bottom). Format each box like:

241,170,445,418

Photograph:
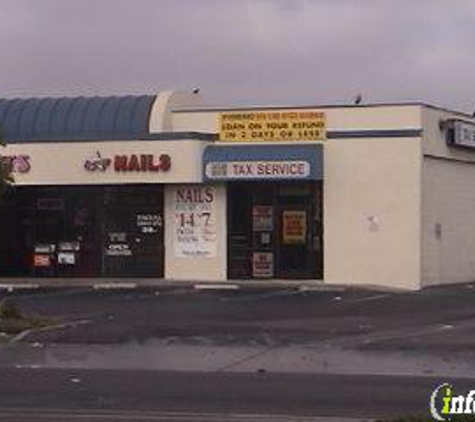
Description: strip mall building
1,91,475,290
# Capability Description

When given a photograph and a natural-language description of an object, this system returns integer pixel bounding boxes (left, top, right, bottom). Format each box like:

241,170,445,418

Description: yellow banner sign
219,110,326,142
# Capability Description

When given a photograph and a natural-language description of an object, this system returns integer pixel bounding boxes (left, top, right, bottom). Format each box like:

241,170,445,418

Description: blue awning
0,95,155,143
203,144,323,181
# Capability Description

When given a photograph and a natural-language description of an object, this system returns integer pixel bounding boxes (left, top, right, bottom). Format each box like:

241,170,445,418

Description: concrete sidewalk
0,277,352,292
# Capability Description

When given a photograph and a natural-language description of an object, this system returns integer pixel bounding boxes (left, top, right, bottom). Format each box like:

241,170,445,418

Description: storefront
4,92,475,290
0,185,164,277
0,92,210,279
203,144,323,280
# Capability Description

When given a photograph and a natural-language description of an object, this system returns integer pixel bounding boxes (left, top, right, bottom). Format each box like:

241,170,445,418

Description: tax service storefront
174,104,425,290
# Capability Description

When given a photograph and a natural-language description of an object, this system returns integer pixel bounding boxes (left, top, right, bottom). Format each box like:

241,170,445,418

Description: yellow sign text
219,110,326,142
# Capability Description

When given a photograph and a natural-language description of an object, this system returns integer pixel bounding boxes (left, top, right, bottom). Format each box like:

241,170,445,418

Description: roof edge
173,101,474,119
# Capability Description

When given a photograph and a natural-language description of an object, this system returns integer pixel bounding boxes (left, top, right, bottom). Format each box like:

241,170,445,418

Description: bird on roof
354,94,362,105
192,88,200,94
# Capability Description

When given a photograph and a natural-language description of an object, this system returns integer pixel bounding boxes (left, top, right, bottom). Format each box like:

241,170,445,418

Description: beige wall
324,137,422,290
421,158,475,286
4,140,206,185
420,107,475,286
149,91,203,132
174,104,424,289
164,184,227,281
172,105,421,134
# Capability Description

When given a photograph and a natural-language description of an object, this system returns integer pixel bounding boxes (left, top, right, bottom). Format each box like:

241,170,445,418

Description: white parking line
194,284,240,290
93,283,137,290
0,283,40,291
0,408,374,421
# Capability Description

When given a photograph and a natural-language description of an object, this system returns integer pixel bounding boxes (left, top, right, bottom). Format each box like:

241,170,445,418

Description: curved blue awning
0,95,156,143
203,144,323,181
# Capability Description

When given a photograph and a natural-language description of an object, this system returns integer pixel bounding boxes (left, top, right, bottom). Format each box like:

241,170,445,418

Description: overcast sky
1,0,475,112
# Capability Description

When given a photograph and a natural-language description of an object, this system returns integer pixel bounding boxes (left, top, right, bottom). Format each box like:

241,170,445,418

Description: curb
9,319,91,343
0,278,399,294
0,283,40,291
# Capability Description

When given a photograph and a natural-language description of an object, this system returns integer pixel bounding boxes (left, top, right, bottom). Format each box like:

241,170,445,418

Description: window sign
252,252,274,278
58,252,76,265
106,243,132,256
173,186,218,258
282,211,307,244
252,206,273,231
33,254,52,267
106,232,132,256
137,214,162,234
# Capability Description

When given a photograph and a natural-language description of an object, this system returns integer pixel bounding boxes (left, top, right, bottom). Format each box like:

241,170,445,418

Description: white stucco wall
164,184,227,281
421,158,475,286
149,91,203,132
421,107,475,287
324,137,422,290
173,104,424,289
172,105,421,134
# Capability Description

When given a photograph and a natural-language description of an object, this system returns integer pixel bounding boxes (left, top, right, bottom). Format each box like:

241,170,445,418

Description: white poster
174,186,218,258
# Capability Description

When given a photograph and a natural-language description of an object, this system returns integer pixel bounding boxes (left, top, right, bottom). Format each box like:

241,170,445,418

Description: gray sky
1,0,475,112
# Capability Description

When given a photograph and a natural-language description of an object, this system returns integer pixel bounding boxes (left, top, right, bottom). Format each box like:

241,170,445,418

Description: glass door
276,182,322,279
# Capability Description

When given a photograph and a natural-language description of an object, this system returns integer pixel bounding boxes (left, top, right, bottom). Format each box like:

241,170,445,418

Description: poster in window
33,254,51,267
58,252,76,265
174,186,217,258
252,252,274,278
137,214,162,234
252,205,273,231
282,210,307,244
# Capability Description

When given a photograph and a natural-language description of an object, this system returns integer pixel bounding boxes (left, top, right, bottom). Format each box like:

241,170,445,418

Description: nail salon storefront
0,94,210,279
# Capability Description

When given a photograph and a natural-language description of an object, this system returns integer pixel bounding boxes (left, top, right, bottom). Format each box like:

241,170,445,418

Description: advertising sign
84,151,171,173
0,155,30,173
205,161,310,180
174,186,217,258
449,120,475,149
219,110,326,142
252,252,274,278
252,206,273,231
282,211,307,244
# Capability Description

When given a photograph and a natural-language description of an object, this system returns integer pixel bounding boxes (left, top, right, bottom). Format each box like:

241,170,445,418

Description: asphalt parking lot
2,283,475,420
1,282,475,351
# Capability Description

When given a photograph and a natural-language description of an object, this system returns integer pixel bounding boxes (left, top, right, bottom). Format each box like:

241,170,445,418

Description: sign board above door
203,144,323,181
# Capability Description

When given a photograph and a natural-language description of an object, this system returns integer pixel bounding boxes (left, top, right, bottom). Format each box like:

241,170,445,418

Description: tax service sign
218,110,326,142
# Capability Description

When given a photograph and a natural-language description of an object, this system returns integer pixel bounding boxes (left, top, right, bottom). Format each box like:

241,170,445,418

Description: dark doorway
227,182,322,280
103,185,164,277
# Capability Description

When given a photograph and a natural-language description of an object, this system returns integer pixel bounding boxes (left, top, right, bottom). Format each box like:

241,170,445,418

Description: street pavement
1,284,475,420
